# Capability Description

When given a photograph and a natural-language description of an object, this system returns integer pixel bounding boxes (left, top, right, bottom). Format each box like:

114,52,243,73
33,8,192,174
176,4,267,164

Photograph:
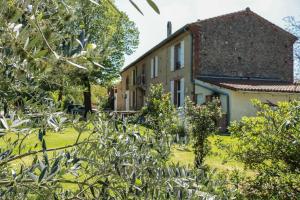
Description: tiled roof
198,77,300,93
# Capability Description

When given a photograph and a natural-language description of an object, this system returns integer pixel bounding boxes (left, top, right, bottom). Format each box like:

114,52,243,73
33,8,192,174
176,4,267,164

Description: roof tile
198,77,300,93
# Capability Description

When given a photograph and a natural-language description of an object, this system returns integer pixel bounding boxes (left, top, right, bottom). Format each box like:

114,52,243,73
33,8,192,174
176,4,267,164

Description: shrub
185,97,222,168
228,100,300,199
141,84,177,135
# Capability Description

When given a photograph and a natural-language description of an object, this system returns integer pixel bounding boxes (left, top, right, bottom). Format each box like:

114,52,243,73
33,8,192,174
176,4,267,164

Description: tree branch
0,140,96,167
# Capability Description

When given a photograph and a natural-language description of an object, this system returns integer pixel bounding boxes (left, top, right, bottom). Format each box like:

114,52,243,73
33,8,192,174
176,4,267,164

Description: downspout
194,81,231,127
190,31,194,100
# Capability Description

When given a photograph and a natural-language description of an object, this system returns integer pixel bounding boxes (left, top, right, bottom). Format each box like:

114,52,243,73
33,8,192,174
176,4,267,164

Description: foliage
284,16,300,79
228,99,300,199
1,111,221,199
141,84,177,135
0,0,139,117
185,97,222,168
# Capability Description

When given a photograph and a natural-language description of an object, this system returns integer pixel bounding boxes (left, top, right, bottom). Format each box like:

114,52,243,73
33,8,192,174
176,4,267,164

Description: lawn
1,125,247,174
170,135,247,172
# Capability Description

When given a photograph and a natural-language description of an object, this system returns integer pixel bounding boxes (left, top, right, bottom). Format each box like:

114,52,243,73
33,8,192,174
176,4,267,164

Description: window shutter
180,40,184,68
151,58,154,78
170,80,174,105
155,56,159,77
180,78,185,107
170,46,175,71
130,91,133,107
131,70,134,85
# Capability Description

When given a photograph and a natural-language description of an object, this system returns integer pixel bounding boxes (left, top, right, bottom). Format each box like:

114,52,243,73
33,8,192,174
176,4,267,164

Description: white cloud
115,0,300,67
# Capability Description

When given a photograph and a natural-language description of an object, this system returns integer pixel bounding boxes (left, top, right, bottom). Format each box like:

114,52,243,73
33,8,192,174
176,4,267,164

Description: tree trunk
83,77,92,119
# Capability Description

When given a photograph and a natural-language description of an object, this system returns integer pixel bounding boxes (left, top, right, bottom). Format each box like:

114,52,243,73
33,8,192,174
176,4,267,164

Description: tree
185,97,222,168
284,16,300,80
37,0,139,117
1,1,238,199
228,100,300,199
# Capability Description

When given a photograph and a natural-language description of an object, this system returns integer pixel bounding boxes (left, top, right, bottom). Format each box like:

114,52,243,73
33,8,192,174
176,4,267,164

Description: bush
141,84,177,134
228,100,300,199
185,97,222,168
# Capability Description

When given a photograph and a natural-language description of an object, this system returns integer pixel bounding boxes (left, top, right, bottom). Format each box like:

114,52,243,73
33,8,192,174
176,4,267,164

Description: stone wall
194,10,296,82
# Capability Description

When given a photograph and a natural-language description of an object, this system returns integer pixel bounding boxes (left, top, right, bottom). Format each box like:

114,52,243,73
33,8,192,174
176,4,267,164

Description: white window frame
154,56,158,77
170,46,175,71
172,40,185,71
151,56,159,78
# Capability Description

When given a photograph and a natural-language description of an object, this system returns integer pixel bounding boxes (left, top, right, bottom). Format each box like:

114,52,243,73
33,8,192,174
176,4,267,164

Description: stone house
114,8,300,126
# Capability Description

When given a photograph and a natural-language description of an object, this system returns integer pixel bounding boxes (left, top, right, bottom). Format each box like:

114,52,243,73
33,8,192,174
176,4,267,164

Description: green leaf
135,178,142,187
146,0,160,14
42,139,47,151
34,49,49,58
38,129,43,142
27,172,38,181
90,186,96,198
50,157,60,174
0,118,9,130
38,167,47,183
129,0,144,15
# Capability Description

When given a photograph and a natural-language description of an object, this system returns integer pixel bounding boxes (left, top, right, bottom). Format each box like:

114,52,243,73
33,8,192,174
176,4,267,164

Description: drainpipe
194,80,231,127
190,32,194,100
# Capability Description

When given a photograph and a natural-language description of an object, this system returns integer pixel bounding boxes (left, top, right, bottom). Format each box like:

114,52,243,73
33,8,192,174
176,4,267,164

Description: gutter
121,24,191,74
194,80,231,126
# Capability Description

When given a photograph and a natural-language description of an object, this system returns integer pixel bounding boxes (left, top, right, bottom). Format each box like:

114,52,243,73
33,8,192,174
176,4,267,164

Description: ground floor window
171,78,184,107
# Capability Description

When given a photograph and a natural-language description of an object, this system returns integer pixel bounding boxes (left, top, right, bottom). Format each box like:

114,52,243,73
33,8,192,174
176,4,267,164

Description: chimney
167,21,172,37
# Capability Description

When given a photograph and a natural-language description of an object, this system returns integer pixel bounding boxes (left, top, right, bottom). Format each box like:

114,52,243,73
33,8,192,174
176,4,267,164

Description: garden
0,0,299,199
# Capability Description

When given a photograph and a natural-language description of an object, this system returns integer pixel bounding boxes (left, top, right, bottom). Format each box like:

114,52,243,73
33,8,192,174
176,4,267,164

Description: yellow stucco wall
194,80,300,122
229,91,300,121
118,32,193,111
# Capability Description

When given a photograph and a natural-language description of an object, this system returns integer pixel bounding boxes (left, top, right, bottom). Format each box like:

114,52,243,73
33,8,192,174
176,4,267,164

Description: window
133,90,136,108
151,56,159,78
132,69,136,85
141,64,145,84
174,43,182,70
176,80,181,106
170,78,184,107
196,93,204,105
170,40,184,71
205,95,212,103
125,77,129,90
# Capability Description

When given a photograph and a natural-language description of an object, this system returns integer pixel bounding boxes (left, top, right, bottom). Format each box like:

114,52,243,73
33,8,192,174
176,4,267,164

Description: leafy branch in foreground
0,111,218,199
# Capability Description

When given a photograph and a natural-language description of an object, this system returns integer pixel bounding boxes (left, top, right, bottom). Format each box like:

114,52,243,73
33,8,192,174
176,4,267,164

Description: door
125,90,129,111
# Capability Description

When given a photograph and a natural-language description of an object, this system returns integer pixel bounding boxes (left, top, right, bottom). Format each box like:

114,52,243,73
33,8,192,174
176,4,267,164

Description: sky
115,0,300,75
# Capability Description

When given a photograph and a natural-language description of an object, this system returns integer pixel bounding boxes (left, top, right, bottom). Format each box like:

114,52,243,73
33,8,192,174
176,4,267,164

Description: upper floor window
125,76,129,90
132,69,136,85
151,56,159,78
170,40,184,71
141,64,146,84
174,43,182,70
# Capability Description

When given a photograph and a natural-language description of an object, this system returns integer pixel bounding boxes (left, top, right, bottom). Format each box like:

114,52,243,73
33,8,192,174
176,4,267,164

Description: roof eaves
121,24,190,74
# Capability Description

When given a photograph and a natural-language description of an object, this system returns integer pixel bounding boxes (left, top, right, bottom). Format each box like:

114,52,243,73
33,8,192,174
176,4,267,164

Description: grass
169,134,255,175
1,125,250,176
